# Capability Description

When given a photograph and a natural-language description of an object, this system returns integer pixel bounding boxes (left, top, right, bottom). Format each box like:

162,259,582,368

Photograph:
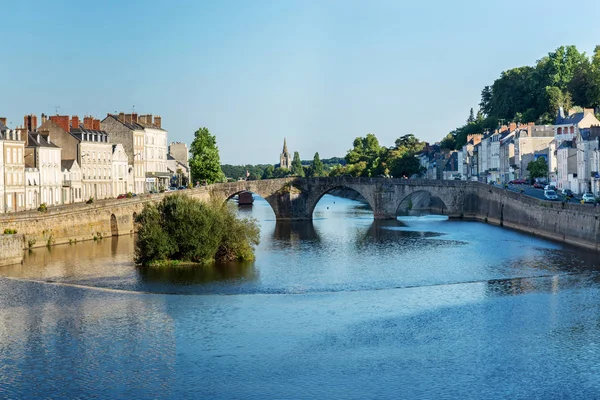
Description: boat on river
237,191,254,205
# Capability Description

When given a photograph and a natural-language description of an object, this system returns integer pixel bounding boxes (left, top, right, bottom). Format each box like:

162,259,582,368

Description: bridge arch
396,190,449,215
306,184,375,219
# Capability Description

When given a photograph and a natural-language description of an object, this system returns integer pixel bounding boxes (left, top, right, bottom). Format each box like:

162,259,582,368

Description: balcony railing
62,180,72,187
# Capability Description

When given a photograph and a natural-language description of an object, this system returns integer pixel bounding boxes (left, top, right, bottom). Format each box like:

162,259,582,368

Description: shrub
134,194,260,266
3,228,17,234
37,203,47,212
126,192,133,199
86,197,94,204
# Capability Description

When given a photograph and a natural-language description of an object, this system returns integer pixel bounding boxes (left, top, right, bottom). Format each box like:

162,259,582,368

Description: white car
582,192,596,203
544,190,558,200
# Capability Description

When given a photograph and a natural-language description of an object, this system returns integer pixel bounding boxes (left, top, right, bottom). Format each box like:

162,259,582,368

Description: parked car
582,192,596,203
116,194,127,199
510,179,527,185
169,186,178,191
533,182,544,189
561,189,574,197
178,186,187,190
544,190,558,200
544,185,557,191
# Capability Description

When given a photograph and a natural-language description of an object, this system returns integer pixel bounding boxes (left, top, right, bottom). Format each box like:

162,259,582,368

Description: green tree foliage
446,45,600,150
262,164,274,179
467,107,475,123
335,133,425,178
291,151,305,177
273,167,291,178
527,157,549,180
310,152,324,177
189,127,225,184
135,195,260,266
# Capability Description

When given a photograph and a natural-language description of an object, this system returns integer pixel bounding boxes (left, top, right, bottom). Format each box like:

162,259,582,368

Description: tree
390,154,422,178
262,164,274,179
291,151,305,177
274,167,291,178
134,195,260,266
189,127,224,184
527,157,548,180
311,152,324,177
467,108,475,123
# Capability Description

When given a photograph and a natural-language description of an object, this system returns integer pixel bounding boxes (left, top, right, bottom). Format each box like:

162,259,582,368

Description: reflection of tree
137,261,258,285
273,220,321,245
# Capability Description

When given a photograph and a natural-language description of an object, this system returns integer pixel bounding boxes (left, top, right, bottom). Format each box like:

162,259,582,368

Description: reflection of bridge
203,177,474,220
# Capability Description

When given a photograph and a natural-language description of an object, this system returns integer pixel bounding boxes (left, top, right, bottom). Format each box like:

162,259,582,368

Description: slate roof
70,126,110,142
580,128,600,141
104,114,165,131
27,132,59,148
61,160,78,170
557,140,574,150
555,110,586,125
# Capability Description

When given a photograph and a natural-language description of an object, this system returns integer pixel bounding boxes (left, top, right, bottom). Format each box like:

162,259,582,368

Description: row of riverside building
0,112,190,213
419,107,600,195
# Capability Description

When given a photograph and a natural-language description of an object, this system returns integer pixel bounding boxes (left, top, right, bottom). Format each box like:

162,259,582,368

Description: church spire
283,138,288,153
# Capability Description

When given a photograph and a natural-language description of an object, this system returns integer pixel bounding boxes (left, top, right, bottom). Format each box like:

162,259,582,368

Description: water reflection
137,261,258,286
273,220,320,243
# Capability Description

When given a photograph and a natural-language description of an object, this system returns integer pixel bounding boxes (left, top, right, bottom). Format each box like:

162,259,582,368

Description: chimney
509,122,517,132
131,113,138,123
154,115,161,129
0,117,6,126
138,115,147,125
118,112,125,122
41,113,47,124
584,108,595,116
83,116,94,130
146,114,153,127
93,119,100,130
124,114,132,124
49,115,70,133
71,116,80,130
24,114,38,132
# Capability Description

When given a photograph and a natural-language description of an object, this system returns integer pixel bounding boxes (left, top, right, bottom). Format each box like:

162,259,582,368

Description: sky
3,0,600,165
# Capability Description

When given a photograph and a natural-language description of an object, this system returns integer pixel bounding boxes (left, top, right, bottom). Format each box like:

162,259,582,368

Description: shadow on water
356,219,465,247
136,261,258,286
273,220,321,243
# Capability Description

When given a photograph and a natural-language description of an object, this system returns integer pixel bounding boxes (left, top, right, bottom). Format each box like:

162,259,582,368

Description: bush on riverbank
134,194,260,267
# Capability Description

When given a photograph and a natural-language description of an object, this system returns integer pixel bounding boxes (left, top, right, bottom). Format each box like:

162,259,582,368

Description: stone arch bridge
200,177,476,220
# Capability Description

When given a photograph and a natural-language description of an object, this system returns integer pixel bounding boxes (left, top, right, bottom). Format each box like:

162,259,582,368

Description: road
497,183,590,204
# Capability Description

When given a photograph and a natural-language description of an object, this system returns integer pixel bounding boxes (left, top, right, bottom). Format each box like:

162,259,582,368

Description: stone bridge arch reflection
272,220,321,244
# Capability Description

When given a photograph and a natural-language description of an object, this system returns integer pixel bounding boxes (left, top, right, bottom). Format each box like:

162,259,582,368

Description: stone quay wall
0,234,24,266
468,183,600,252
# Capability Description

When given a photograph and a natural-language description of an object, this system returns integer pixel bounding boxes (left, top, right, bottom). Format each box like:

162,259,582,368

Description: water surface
1,195,599,399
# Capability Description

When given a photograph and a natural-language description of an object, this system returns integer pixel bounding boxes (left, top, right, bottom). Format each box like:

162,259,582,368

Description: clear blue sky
3,0,600,164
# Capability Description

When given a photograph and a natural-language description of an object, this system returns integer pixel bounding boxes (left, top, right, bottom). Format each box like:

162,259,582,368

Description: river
1,195,600,399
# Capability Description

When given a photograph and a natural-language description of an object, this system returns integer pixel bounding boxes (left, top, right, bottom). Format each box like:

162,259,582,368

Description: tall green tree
311,152,324,177
467,108,475,123
291,151,305,176
527,157,549,180
189,127,224,184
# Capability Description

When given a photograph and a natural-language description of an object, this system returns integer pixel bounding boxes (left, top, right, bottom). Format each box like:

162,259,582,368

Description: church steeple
280,138,291,169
